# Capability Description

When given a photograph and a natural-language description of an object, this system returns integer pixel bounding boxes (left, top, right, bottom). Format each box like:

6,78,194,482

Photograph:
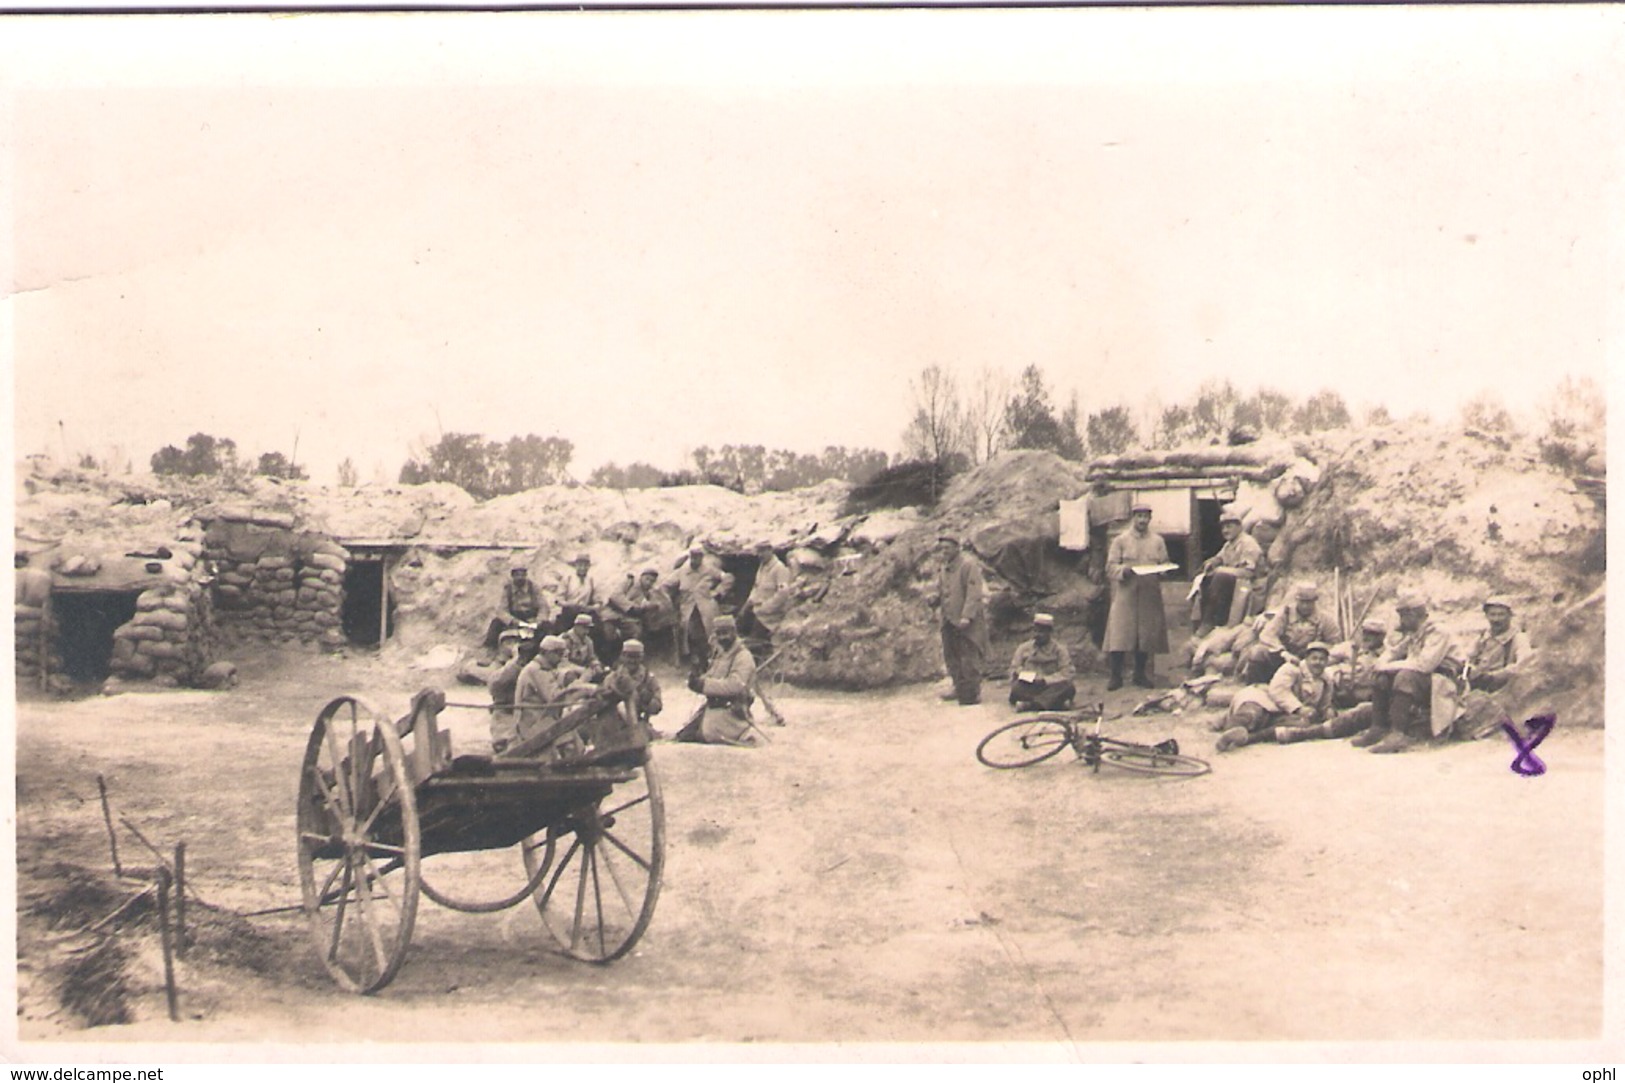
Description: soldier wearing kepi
604,639,664,734
486,565,545,651
1456,595,1536,740
740,540,793,651
677,616,761,745
1239,583,1341,685
1349,590,1461,754
1008,613,1077,712
934,534,990,706
561,612,605,681
1194,505,1264,637
554,553,603,634
1104,503,1172,690
1216,641,1335,751
666,544,730,670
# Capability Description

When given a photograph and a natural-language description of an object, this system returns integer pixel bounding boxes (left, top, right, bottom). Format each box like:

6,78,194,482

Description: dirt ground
12,638,1605,1052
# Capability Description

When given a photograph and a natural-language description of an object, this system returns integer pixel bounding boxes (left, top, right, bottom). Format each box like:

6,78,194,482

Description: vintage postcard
3,5,1618,1071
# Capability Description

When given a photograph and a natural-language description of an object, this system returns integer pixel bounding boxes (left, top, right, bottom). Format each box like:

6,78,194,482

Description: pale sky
3,7,1619,483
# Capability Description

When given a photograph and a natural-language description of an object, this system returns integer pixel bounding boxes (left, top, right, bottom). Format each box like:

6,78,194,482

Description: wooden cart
295,688,663,994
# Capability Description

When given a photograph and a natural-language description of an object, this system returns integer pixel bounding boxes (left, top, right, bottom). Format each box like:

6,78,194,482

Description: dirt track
14,644,1604,1048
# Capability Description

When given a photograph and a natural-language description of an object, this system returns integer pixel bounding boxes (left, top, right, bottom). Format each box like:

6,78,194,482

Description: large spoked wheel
521,758,664,963
1100,745,1212,778
297,695,421,994
976,716,1073,769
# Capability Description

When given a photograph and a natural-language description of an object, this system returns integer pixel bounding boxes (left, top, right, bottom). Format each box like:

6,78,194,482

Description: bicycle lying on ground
975,703,1212,777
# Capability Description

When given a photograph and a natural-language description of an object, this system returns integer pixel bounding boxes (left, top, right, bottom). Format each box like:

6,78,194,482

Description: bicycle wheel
976,717,1072,769
1099,743,1212,778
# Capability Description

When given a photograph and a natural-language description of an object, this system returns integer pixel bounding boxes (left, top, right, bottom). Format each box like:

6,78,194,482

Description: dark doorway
52,591,141,684
1162,534,1192,579
342,560,395,646
1194,497,1226,567
717,553,761,613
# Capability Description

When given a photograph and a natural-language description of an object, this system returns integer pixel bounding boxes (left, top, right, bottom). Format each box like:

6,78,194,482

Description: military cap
639,566,659,577
1294,583,1320,600
1033,613,1055,628
621,639,645,656
573,613,593,627
689,544,705,556
539,635,567,651
1360,618,1387,635
510,565,528,574
1483,595,1515,612
1218,505,1243,525
571,552,592,565
1395,591,1429,611
754,539,775,551
714,615,737,632
1131,502,1153,515
1304,641,1332,657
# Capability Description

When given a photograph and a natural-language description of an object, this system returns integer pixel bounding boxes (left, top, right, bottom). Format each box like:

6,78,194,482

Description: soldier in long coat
935,535,990,705
1103,503,1171,690
676,616,761,746
664,545,731,670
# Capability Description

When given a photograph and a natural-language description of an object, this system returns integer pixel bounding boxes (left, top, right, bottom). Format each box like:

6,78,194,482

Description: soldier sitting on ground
514,635,596,745
603,638,664,736
675,616,761,746
1215,641,1335,752
561,612,606,681
604,566,674,661
1008,613,1077,712
488,627,541,754
1348,591,1461,754
1454,595,1537,741
1238,583,1340,685
1327,618,1388,710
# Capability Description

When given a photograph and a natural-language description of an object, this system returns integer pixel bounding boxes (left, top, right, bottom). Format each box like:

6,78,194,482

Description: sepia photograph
2,4,1617,1064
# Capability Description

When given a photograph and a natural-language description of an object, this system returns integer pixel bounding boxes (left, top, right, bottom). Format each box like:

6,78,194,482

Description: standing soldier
1104,503,1172,690
934,535,989,706
740,540,794,652
666,544,731,670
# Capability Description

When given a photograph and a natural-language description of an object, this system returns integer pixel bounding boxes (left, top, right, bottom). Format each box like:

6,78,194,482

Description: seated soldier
1215,641,1334,752
513,635,596,747
604,566,676,660
1455,595,1536,740
553,553,604,634
675,616,761,746
1327,618,1387,709
486,566,545,651
1349,590,1461,754
1008,613,1077,712
604,638,664,734
1195,506,1264,638
487,627,540,754
561,612,606,681
1238,583,1340,684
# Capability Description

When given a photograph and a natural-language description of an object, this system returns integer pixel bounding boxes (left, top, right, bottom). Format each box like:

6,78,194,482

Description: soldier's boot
1368,730,1417,754
1321,713,1368,740
1215,726,1251,753
1274,726,1318,745
1107,652,1125,691
1349,725,1388,748
1132,652,1153,688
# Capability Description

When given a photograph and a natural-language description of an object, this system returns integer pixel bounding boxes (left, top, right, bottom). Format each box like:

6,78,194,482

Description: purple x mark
1503,713,1555,777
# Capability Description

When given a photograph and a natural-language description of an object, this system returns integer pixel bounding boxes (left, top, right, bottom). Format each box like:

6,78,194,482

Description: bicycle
975,703,1211,777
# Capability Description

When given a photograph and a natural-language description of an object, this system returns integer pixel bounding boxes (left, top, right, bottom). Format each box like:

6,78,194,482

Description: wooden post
377,554,390,649
155,868,179,1022
38,591,51,693
96,775,122,877
173,843,187,958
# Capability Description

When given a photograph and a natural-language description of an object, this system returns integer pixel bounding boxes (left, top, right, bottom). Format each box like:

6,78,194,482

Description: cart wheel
976,716,1072,769
297,695,421,994
521,757,665,962
1100,746,1212,778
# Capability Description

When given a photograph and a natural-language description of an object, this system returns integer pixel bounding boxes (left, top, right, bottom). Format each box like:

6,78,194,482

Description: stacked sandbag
14,602,50,686
201,509,348,650
109,580,216,684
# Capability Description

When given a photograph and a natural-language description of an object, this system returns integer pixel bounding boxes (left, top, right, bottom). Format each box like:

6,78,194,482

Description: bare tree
962,365,1010,464
901,364,970,464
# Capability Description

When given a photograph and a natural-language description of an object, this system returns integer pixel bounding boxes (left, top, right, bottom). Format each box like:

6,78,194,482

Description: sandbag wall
109,580,216,684
14,603,50,688
202,514,349,651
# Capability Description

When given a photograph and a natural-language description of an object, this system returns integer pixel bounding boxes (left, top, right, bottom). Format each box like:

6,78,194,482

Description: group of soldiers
483,543,795,753
944,500,1537,758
